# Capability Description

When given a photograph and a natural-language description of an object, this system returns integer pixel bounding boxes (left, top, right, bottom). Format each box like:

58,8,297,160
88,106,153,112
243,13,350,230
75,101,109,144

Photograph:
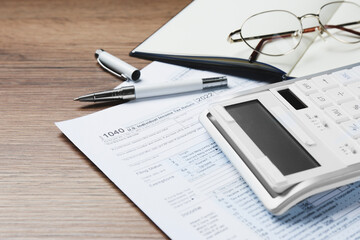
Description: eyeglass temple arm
228,29,296,43
324,21,360,36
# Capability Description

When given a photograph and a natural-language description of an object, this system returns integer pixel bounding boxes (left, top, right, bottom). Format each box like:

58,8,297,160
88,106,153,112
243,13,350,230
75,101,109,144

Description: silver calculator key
326,87,355,104
340,119,360,139
309,92,333,109
311,75,338,91
332,70,360,86
324,106,350,123
342,101,360,119
295,80,318,95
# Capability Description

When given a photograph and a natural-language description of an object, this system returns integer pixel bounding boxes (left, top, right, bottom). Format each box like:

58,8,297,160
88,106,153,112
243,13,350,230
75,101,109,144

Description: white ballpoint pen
74,76,228,102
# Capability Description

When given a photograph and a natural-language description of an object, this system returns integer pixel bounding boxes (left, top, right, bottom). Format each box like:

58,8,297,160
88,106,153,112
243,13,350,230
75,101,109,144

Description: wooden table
0,0,190,238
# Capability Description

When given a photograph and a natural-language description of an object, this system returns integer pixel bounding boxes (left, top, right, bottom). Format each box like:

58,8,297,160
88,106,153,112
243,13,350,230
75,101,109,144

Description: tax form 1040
57,62,360,240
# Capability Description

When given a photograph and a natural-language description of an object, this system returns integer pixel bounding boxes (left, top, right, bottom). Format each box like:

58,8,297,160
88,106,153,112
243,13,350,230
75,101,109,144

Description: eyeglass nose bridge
299,13,319,20
298,13,325,36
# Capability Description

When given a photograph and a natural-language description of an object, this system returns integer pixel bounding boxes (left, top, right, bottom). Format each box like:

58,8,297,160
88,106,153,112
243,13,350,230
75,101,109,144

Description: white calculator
200,63,360,215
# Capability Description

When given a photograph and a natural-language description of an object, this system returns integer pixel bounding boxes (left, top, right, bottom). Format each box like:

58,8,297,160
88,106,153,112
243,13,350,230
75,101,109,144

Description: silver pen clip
96,56,128,81
95,49,141,81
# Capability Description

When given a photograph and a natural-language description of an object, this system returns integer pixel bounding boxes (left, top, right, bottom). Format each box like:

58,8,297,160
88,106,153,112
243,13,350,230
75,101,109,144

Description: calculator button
324,106,350,123
342,101,360,119
295,80,318,95
340,119,360,139
347,82,360,97
309,92,333,109
311,75,338,91
326,88,355,104
332,70,360,86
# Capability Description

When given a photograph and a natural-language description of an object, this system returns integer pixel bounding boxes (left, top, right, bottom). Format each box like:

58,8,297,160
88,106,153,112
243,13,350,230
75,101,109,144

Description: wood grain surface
0,0,190,238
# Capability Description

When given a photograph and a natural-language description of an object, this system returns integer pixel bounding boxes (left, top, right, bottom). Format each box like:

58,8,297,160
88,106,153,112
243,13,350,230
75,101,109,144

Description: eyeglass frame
227,1,360,63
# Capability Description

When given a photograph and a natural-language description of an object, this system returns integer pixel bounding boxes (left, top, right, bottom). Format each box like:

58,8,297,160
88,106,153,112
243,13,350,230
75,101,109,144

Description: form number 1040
101,128,125,138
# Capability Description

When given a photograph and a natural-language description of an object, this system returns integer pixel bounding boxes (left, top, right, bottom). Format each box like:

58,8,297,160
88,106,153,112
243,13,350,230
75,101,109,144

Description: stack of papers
56,62,360,239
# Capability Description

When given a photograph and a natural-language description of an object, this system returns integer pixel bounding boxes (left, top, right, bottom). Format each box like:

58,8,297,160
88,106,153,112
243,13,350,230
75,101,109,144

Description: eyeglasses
228,1,360,63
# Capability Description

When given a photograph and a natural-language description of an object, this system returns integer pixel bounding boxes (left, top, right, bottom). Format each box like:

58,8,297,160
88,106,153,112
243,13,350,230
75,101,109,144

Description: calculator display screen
225,100,319,175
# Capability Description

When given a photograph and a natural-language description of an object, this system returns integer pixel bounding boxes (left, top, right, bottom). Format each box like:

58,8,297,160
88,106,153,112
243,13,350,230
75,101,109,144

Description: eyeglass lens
240,10,302,56
319,1,360,44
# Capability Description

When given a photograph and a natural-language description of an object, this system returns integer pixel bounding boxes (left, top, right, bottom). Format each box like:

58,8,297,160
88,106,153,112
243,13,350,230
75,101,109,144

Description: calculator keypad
289,66,360,160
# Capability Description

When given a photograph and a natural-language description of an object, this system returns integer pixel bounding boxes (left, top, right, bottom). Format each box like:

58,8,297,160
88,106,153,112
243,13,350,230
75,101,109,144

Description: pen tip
73,94,97,102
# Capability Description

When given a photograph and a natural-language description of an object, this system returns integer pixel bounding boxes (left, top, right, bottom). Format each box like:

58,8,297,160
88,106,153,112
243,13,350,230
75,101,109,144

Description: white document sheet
56,62,360,240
